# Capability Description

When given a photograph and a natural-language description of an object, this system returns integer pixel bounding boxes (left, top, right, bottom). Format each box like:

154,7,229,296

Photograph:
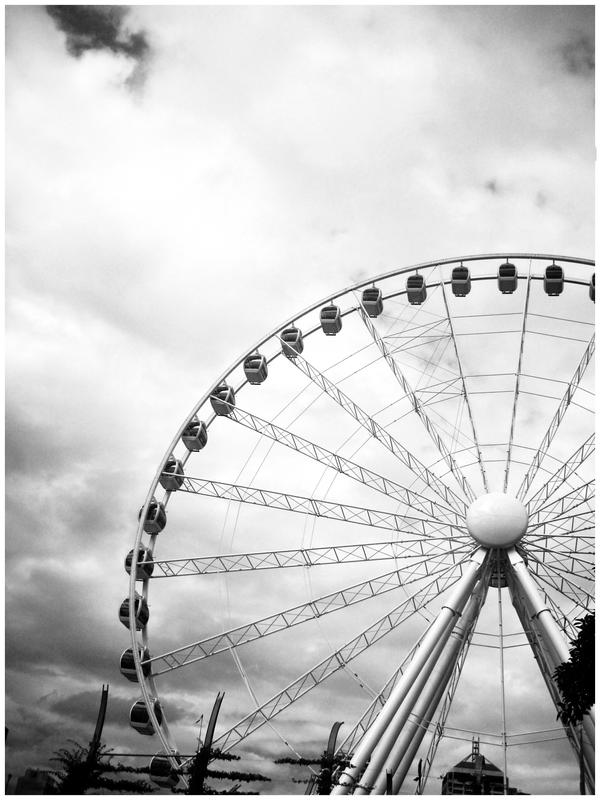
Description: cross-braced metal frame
123,254,594,794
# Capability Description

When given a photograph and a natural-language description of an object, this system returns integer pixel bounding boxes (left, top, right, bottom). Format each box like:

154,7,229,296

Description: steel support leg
332,548,487,795
372,574,489,794
510,583,595,792
507,549,594,791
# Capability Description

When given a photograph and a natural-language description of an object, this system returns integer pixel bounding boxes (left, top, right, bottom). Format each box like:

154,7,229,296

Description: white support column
513,586,595,792
332,548,487,795
353,619,456,795
507,550,594,789
507,549,595,735
372,577,488,794
507,548,570,665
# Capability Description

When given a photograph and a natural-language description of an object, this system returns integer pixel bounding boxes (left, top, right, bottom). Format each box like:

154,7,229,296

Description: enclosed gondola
119,593,149,630
182,417,208,451
125,546,154,580
149,755,180,788
243,353,268,384
159,456,185,491
451,265,471,297
320,304,342,335
129,699,163,735
139,499,167,534
120,646,151,682
406,274,427,305
497,262,518,294
281,326,304,357
543,264,564,296
361,287,383,317
210,384,236,416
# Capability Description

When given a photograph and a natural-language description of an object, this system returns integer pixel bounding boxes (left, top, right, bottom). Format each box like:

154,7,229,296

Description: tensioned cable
503,260,532,493
229,646,319,776
497,555,509,794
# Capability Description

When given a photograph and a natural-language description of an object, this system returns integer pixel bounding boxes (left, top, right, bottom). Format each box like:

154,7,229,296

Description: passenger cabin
320,304,342,335
590,274,595,302
406,274,427,305
139,500,167,534
182,417,208,451
361,287,383,317
543,264,564,296
120,646,151,682
119,594,149,631
281,326,304,357
125,546,154,580
129,699,163,736
451,265,471,297
159,456,185,491
150,755,180,788
210,384,235,416
243,353,268,384
498,262,518,294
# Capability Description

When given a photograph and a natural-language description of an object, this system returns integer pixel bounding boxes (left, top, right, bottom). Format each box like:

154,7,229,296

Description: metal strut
517,335,595,502
283,349,469,515
224,403,463,526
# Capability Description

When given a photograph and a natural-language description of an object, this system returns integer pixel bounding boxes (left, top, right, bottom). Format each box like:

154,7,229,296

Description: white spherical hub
466,493,528,548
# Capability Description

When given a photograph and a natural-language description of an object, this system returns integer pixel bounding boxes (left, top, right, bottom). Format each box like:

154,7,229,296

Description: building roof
450,755,503,776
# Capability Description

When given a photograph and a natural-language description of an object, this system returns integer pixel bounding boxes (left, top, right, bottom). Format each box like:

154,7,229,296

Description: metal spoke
147,547,471,675
356,303,476,502
221,404,464,527
525,509,595,538
528,479,595,525
440,280,489,493
210,557,471,754
503,270,532,492
517,334,595,501
284,349,468,514
521,551,594,612
522,534,594,560
175,475,467,538
521,543,594,580
525,434,594,514
148,537,466,578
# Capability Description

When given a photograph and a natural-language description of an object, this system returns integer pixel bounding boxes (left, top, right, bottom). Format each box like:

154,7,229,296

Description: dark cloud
45,5,150,87
49,688,190,728
560,34,594,76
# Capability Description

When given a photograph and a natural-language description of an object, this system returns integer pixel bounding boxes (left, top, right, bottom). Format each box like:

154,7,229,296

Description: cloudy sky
5,4,595,796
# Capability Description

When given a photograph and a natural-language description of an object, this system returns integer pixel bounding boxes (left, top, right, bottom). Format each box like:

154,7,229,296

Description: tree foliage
275,751,351,794
49,740,154,794
182,747,271,794
554,613,595,725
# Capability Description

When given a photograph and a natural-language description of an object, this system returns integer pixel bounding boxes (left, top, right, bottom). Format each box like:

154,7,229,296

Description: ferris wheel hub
465,492,528,548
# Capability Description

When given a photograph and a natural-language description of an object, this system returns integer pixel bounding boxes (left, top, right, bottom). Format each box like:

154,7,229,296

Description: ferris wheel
119,253,595,794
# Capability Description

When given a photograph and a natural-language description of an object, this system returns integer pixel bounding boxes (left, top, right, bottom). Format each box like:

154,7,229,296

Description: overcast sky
5,4,595,796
